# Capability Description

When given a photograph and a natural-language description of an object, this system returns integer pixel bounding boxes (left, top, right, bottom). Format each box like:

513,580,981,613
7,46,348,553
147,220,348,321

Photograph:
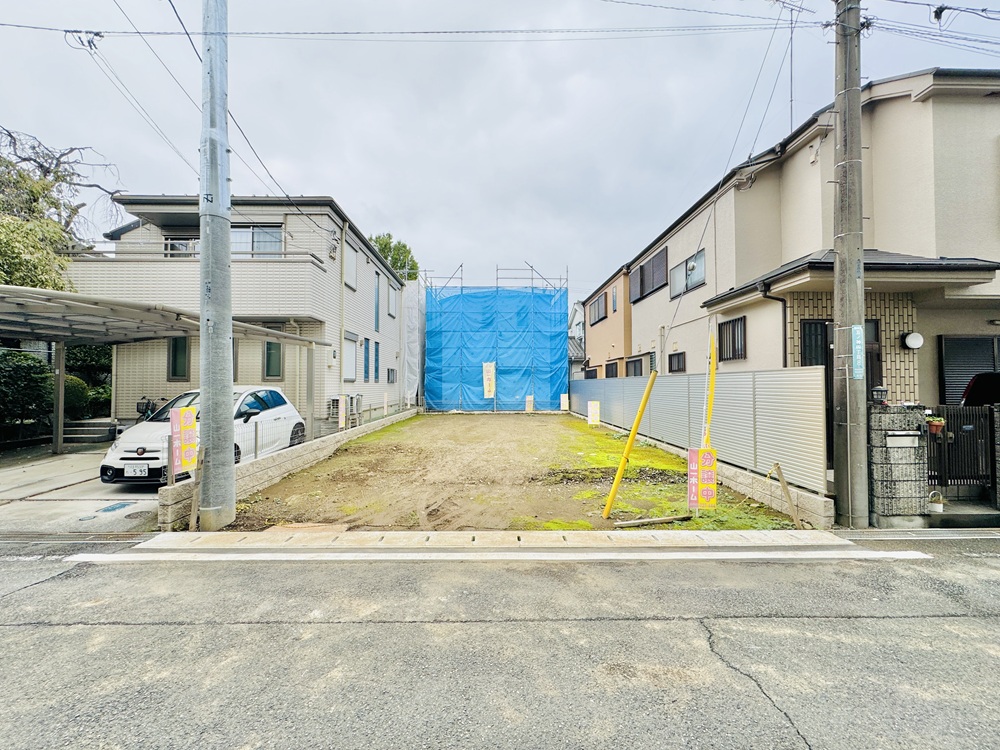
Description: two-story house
68,194,407,428
616,68,1000,410
582,265,633,379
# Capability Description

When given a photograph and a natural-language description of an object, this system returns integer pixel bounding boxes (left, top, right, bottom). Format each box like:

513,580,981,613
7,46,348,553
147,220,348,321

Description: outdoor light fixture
871,385,889,404
901,332,924,349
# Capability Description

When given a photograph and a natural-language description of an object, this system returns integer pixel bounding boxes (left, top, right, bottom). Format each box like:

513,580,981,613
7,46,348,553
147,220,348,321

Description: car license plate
124,464,149,477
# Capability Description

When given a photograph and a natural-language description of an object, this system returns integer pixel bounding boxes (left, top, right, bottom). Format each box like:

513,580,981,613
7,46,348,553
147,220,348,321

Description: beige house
621,68,1000,408
68,194,407,426
582,265,633,379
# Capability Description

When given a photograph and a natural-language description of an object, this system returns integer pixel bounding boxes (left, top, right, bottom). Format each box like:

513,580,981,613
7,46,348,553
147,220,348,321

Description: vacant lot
233,413,794,532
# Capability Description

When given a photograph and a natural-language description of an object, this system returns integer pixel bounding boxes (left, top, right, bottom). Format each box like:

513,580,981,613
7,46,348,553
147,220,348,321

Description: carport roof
0,285,332,347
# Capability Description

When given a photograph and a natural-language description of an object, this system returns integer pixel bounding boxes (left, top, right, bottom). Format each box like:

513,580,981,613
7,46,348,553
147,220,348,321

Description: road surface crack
700,619,813,750
0,564,84,602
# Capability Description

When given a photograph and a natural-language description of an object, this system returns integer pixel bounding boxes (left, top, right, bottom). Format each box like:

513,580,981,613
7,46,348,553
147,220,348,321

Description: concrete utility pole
198,0,235,531
832,0,869,528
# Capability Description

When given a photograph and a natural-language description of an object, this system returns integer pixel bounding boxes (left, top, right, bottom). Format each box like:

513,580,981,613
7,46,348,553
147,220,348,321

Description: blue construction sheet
425,286,569,411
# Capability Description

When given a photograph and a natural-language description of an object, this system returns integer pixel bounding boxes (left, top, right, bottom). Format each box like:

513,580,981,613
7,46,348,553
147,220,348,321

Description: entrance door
801,320,883,465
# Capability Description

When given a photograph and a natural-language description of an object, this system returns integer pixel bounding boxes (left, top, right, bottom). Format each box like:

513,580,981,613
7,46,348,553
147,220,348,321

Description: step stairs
63,420,117,444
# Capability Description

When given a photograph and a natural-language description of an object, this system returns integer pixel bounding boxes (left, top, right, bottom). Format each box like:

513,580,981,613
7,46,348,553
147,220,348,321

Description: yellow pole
602,369,658,519
703,332,717,449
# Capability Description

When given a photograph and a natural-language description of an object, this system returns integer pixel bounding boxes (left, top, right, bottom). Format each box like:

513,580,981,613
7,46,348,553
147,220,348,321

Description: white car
100,385,306,484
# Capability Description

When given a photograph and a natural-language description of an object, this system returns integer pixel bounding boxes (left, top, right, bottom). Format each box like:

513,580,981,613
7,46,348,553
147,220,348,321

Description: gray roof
704,249,1000,308
568,336,585,360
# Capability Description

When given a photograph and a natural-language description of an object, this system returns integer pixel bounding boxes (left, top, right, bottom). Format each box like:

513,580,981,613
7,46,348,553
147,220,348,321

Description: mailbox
886,430,920,448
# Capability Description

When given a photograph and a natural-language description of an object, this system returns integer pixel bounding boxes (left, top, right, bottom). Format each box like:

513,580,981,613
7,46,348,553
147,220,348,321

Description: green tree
369,232,419,281
0,350,53,434
67,344,112,386
0,127,116,290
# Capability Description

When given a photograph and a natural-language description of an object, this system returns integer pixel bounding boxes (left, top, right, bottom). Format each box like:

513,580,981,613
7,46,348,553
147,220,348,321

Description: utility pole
832,0,869,528
198,0,235,531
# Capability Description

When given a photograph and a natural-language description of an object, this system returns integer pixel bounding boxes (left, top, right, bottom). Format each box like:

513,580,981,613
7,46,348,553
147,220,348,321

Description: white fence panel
711,373,756,472
568,366,827,494
753,367,827,494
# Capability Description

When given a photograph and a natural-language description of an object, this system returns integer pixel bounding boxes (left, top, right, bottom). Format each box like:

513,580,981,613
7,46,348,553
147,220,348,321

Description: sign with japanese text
851,324,865,380
688,448,718,510
560,393,569,411
170,406,198,474
483,362,496,399
338,395,346,430
587,400,600,426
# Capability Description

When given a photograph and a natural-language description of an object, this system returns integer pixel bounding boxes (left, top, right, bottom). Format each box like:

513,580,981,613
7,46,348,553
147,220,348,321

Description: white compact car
100,385,305,484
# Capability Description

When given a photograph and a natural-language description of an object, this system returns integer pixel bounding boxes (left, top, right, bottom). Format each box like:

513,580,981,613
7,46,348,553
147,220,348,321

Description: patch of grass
507,516,594,531
572,488,600,500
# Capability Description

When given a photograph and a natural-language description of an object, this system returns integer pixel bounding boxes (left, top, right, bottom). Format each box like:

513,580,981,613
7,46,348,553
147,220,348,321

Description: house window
231,226,283,257
374,342,380,383
605,361,619,378
388,285,398,318
375,272,381,332
668,352,686,373
629,267,641,304
626,358,643,377
649,351,657,373
669,249,706,299
584,368,598,379
263,325,283,380
343,334,358,382
718,317,747,362
387,368,397,384
940,336,1000,404
164,237,199,257
345,246,358,290
363,338,370,382
612,286,617,313
167,337,190,381
589,293,607,325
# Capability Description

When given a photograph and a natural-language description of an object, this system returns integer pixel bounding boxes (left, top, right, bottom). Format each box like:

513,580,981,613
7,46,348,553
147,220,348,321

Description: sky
3,1,1000,298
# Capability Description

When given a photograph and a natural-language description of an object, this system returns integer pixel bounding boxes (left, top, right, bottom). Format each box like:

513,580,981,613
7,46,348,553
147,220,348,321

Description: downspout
339,220,349,408
757,281,788,367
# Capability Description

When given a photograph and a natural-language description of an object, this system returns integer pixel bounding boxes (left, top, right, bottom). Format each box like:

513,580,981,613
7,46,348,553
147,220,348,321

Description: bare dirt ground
232,413,794,532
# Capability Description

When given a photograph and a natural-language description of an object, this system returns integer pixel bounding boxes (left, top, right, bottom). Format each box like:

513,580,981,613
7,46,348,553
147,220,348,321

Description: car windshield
147,391,244,422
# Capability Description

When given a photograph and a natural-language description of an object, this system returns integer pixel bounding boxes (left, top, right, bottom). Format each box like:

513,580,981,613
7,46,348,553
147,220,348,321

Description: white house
68,194,410,428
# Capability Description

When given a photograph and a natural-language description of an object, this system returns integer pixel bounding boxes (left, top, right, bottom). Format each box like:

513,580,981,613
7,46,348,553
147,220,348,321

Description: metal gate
927,406,994,487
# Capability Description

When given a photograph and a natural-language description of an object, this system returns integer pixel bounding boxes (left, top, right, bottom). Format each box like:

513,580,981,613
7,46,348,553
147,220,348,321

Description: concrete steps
929,500,1000,529
63,420,116,444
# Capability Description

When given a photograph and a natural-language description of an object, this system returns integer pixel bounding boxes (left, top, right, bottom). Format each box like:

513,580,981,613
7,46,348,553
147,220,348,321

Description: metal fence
569,367,828,494
927,406,994,487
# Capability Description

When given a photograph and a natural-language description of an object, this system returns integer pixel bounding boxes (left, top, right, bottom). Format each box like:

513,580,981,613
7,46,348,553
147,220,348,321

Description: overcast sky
3,1,999,296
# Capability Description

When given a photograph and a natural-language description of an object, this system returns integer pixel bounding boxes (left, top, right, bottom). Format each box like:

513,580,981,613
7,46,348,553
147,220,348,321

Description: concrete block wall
159,408,420,530
994,406,1000,507
868,404,928,527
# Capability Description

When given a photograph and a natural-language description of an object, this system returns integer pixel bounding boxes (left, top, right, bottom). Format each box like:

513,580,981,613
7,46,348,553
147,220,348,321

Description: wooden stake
613,515,693,528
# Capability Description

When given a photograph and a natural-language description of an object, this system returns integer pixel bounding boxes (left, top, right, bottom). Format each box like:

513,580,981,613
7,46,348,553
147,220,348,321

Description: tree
369,233,420,281
0,350,53,434
0,127,117,291
67,344,112,386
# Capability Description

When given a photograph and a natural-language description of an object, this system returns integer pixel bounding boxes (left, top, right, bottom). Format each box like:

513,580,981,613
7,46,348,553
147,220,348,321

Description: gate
927,406,994,487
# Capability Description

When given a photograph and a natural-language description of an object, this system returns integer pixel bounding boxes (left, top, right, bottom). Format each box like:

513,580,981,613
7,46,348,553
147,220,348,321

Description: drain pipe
757,281,788,367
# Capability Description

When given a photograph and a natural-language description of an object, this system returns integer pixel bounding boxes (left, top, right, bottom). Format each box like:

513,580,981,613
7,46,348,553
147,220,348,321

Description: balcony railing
65,242,328,271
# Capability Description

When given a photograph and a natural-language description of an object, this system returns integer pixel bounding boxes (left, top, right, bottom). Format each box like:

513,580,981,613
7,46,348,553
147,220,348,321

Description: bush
88,384,112,418
64,375,90,420
0,350,52,431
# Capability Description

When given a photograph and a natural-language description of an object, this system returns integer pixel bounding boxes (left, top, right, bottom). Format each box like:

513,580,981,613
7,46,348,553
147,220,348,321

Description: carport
0,284,332,453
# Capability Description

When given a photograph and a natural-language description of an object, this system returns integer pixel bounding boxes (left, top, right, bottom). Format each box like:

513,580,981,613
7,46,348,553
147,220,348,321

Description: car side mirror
242,408,262,423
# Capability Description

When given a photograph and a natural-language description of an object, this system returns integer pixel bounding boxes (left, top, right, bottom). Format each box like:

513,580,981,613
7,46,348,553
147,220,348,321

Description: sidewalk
68,528,930,563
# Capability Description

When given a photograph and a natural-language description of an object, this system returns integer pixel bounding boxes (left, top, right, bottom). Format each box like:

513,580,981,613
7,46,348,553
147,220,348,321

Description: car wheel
289,423,306,447
234,444,242,464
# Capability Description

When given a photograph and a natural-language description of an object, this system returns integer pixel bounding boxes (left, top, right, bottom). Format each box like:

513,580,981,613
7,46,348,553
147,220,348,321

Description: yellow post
602,369,658,519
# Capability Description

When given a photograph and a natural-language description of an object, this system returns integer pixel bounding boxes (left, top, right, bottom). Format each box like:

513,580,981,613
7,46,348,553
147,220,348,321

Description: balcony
65,243,332,320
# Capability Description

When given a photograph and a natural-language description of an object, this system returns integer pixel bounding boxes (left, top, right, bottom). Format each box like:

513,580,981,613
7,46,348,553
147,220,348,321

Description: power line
164,0,338,242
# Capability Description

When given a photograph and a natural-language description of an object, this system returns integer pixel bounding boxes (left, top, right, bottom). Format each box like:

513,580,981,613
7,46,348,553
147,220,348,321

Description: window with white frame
231,226,283,257
375,272,381,332
345,246,358,290
669,249,706,299
343,335,357,381
388,285,398,318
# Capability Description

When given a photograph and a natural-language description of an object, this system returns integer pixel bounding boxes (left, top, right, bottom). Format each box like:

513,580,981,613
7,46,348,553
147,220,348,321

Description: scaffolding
424,264,569,412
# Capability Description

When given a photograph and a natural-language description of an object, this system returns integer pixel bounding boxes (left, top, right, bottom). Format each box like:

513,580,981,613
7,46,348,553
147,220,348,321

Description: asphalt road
1,535,999,749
